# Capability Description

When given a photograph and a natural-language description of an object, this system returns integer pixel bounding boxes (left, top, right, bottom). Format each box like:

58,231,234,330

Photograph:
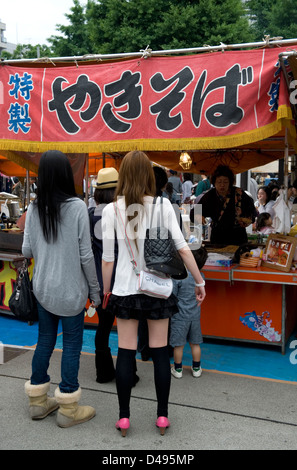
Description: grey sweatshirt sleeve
77,203,101,306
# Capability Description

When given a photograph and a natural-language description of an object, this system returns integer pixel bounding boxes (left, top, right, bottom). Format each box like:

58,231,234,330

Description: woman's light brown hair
114,151,156,250
115,151,156,208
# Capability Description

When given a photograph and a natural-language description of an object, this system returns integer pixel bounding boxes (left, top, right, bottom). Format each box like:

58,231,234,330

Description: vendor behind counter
190,165,257,246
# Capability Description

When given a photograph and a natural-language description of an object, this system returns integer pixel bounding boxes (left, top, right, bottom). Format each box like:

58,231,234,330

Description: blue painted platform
1,314,297,383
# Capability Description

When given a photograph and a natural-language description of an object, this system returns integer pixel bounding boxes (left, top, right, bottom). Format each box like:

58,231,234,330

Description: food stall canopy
0,151,120,178
0,153,36,177
0,45,296,175
0,132,294,177
0,150,86,193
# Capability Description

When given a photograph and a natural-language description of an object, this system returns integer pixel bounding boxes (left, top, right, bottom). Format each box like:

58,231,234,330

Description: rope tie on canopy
262,35,284,48
203,43,227,53
80,54,103,63
140,45,152,59
32,57,56,65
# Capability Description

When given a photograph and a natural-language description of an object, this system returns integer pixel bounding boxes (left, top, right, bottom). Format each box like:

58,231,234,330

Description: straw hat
93,167,119,189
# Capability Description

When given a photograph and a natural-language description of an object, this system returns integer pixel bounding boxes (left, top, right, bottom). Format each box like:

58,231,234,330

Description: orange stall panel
200,279,283,345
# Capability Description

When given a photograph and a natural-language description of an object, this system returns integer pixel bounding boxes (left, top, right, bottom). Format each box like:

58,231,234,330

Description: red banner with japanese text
0,47,295,153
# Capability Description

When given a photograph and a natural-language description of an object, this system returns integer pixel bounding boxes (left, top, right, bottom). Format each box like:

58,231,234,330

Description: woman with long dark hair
102,151,206,436
23,150,100,428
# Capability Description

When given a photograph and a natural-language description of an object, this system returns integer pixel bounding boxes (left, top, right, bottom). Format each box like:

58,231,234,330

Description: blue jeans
31,302,85,393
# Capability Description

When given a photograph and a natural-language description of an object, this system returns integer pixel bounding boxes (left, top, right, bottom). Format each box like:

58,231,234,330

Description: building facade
0,19,16,55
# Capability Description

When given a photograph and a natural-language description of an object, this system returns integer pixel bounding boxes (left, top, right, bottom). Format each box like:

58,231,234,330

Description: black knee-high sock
150,346,171,418
116,348,136,419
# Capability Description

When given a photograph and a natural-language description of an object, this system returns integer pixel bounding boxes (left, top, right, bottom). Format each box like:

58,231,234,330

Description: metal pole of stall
26,170,30,209
284,128,289,201
3,37,297,65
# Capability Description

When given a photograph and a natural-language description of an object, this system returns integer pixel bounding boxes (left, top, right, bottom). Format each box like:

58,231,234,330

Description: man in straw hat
93,167,120,190
89,167,139,385
89,168,119,383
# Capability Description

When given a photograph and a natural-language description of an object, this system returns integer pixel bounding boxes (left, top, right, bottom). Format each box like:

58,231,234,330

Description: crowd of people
189,168,297,241
20,150,297,436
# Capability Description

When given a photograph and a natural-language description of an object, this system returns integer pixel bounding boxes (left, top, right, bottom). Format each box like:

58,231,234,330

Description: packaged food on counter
204,252,233,267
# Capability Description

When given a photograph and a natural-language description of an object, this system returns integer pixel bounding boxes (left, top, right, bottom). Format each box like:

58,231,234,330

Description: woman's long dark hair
36,150,77,242
153,166,168,196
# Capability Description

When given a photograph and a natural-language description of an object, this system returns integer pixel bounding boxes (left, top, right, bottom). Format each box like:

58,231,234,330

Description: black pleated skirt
108,293,178,320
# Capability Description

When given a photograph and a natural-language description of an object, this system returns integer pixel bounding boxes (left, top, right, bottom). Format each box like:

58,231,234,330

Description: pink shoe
156,416,170,435
115,418,130,437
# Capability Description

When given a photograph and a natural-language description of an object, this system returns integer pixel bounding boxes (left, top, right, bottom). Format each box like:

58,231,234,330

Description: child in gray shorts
170,247,207,378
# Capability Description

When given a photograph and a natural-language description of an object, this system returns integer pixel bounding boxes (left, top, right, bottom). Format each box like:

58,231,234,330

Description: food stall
201,260,297,354
1,39,297,349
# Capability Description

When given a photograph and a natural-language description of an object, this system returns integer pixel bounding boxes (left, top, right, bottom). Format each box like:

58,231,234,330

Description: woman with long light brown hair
102,151,205,436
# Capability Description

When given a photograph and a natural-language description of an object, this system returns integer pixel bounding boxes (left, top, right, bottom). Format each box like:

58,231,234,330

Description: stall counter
201,264,297,354
2,249,297,353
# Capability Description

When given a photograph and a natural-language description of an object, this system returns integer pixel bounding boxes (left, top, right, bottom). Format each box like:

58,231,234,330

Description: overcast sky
1,0,84,45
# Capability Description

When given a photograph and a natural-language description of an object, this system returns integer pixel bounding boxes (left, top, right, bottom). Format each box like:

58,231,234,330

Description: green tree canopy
246,0,297,41
85,0,254,54
1,43,52,60
5,0,277,60
48,0,90,56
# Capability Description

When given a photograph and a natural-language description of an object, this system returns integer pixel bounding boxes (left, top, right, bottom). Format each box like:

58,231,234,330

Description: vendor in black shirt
191,165,257,246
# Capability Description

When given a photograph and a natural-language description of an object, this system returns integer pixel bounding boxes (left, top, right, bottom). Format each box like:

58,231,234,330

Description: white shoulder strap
113,202,139,274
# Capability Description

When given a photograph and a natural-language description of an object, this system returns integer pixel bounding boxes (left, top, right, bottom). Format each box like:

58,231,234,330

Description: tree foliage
1,43,52,60
4,0,297,60
48,0,90,56
85,0,254,54
246,0,297,41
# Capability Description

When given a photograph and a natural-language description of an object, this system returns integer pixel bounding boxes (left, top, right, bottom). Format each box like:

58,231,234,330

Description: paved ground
1,346,297,452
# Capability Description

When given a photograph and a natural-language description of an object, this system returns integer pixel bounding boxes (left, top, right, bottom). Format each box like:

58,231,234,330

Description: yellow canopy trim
0,104,294,154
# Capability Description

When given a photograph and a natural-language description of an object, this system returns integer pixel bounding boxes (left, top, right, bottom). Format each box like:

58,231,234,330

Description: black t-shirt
191,187,256,245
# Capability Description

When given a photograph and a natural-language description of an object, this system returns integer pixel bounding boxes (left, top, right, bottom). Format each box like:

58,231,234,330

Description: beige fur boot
25,381,59,420
54,387,96,428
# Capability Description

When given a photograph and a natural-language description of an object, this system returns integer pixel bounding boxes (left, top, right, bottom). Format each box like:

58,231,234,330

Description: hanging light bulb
179,151,192,170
